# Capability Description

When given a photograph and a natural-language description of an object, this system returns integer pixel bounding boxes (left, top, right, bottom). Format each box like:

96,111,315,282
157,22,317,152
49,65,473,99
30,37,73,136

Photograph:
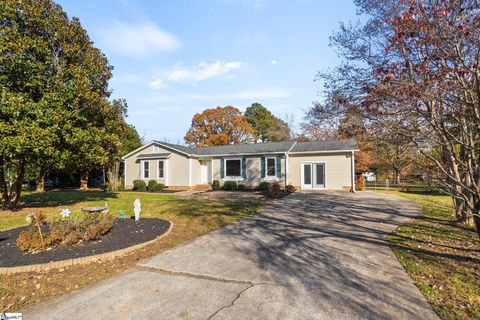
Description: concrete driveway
24,191,438,320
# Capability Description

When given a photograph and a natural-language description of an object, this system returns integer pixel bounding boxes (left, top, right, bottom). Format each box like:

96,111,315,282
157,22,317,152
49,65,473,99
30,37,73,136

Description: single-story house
122,139,359,191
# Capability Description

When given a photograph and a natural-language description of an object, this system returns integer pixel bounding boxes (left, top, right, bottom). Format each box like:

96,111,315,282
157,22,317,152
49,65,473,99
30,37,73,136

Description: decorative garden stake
104,202,109,214
134,199,141,221
60,208,71,218
119,210,126,218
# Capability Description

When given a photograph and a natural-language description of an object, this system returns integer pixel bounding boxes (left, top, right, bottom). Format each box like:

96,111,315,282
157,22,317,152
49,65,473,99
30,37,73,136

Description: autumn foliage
184,106,257,147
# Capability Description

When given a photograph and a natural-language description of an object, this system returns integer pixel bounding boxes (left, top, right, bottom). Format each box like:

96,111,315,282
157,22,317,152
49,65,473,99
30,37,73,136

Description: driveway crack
137,266,262,285
207,283,255,320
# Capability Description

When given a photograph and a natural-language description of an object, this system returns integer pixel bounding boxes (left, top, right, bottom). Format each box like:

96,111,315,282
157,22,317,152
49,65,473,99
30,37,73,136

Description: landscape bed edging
0,221,173,275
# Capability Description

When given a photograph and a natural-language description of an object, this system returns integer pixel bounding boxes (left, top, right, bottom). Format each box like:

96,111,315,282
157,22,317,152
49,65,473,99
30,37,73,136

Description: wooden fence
364,179,434,192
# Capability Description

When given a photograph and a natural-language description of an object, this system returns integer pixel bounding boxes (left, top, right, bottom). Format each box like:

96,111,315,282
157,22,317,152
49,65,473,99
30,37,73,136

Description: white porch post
285,153,289,186
351,151,356,193
188,158,192,187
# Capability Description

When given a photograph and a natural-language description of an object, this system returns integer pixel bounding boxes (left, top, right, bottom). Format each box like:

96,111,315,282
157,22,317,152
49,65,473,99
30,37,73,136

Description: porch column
350,151,356,193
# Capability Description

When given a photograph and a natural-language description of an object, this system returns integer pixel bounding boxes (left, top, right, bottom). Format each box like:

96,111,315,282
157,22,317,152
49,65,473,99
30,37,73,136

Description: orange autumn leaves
184,106,257,147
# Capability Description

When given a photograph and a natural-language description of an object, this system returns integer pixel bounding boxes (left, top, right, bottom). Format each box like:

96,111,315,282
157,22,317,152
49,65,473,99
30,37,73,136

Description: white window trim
141,160,150,179
224,158,243,180
264,157,277,180
157,160,165,179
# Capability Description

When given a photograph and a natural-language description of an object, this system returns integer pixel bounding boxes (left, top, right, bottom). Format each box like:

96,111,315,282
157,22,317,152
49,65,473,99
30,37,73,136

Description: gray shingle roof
290,139,358,153
153,139,357,156
191,141,296,156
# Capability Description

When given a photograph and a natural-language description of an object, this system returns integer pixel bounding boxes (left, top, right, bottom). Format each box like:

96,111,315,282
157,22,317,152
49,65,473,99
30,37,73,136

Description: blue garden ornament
119,211,126,218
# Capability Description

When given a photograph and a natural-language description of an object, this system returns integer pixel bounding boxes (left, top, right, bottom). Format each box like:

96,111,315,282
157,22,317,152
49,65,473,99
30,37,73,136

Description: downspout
351,151,356,193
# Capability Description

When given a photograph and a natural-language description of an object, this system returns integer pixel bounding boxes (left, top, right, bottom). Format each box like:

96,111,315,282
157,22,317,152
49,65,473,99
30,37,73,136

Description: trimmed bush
211,180,220,190
267,182,282,195
133,180,146,191
150,183,165,192
237,184,247,191
285,184,296,193
223,181,237,191
256,181,271,191
100,182,111,192
147,180,158,191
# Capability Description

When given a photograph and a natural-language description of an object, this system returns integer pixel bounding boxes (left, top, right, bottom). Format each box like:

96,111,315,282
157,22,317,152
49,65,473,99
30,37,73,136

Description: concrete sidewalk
23,191,439,320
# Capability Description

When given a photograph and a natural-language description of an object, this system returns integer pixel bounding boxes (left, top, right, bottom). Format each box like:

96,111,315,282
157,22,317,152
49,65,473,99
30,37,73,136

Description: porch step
192,184,212,192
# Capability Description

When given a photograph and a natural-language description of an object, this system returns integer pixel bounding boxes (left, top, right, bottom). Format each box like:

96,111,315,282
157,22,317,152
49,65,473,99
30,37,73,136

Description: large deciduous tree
320,0,480,236
184,106,257,147
244,103,291,142
0,0,126,208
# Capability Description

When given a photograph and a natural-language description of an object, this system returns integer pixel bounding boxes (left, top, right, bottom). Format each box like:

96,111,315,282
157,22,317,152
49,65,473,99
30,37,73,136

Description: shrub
16,228,42,252
100,182,111,192
267,182,282,195
150,183,165,192
211,180,220,190
285,184,296,193
83,216,114,240
17,214,115,252
147,180,158,191
256,181,271,191
223,181,237,191
133,180,146,191
237,184,247,191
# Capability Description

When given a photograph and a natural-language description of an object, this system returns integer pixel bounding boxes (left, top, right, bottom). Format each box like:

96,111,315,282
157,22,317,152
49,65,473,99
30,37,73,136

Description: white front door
301,162,326,189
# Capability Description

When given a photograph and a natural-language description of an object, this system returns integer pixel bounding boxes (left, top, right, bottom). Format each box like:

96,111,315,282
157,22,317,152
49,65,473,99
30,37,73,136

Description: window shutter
220,158,224,179
277,157,281,178
242,157,246,179
261,157,265,178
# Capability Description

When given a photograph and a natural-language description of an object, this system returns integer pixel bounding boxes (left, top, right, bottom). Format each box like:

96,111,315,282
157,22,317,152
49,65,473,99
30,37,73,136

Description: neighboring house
122,139,359,191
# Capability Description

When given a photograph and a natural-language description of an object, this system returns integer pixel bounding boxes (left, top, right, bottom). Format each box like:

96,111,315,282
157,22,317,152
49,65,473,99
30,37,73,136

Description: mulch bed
0,218,170,267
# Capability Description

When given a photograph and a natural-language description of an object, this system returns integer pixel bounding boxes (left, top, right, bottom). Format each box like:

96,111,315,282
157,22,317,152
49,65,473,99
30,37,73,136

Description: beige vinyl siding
212,156,286,187
190,159,202,185
288,152,352,190
124,143,190,189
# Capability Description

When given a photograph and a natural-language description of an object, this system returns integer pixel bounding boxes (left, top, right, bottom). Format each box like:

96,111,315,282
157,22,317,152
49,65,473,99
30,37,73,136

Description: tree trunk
107,161,121,191
473,201,480,238
36,167,46,192
4,159,26,210
80,171,89,190
0,157,9,210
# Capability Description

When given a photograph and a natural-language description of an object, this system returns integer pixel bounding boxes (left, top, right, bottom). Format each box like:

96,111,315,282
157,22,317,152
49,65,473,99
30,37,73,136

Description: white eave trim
122,140,191,160
288,149,359,155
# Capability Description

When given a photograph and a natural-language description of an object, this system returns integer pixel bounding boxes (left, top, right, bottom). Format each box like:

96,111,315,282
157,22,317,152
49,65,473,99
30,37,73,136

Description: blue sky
56,0,359,143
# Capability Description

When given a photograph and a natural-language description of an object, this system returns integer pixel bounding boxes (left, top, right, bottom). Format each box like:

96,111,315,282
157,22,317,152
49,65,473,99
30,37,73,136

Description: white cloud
271,59,278,65
149,78,169,90
101,20,180,58
149,61,241,89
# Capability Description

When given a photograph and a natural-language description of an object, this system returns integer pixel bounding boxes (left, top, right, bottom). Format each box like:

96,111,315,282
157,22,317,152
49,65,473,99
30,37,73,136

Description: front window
143,161,150,179
225,159,242,178
266,157,276,178
158,160,165,179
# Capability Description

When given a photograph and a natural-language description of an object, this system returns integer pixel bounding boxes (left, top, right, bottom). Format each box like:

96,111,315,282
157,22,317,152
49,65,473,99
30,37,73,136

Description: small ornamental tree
184,106,257,147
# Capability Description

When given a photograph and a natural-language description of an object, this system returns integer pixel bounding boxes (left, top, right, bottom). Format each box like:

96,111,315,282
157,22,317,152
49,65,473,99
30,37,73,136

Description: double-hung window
158,160,165,179
265,157,277,179
142,161,150,179
225,158,242,179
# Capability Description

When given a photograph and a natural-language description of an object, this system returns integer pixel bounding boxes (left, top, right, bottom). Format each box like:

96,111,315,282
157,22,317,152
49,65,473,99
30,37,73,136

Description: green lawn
0,190,263,231
381,191,480,320
0,190,266,311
